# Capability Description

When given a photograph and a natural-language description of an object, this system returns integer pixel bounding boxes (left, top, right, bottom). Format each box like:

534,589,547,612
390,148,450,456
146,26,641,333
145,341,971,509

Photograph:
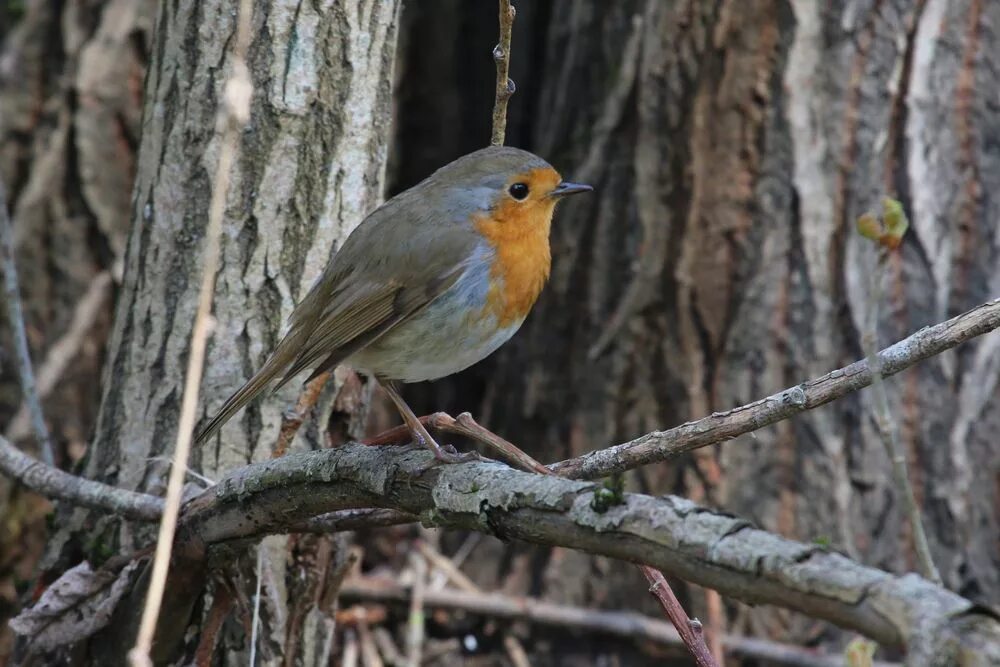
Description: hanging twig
0,175,55,466
639,566,717,667
490,0,516,146
405,551,427,667
861,249,941,584
128,1,254,664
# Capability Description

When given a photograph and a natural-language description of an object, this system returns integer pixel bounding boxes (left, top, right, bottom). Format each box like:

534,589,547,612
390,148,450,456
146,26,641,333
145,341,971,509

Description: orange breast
473,199,556,327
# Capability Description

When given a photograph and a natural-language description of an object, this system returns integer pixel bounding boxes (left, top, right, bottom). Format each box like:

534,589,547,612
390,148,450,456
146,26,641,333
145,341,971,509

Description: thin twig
551,297,1000,479
415,539,532,665
193,579,235,667
405,551,426,667
363,411,548,473
275,370,332,457
373,626,405,665
340,578,896,667
250,544,264,667
639,566,717,667
490,0,516,146
0,433,164,519
862,249,941,584
5,271,112,443
128,1,254,663
357,616,384,667
0,175,55,465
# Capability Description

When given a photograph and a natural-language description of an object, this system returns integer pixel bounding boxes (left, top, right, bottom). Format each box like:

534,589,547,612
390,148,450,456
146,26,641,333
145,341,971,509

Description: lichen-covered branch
552,298,1000,479
176,444,1000,662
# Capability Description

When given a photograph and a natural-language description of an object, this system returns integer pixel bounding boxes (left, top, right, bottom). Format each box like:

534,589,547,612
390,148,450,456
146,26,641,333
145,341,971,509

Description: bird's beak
550,181,594,198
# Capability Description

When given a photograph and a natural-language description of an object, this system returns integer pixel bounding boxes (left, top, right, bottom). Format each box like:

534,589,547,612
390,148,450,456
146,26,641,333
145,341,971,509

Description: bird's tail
195,327,310,447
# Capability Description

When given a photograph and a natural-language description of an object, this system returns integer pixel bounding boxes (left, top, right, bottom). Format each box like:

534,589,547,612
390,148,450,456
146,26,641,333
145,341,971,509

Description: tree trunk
398,0,1000,653
26,0,399,663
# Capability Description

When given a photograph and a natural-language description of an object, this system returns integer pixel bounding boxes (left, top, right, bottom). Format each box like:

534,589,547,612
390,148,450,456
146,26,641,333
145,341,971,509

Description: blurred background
1,1,998,664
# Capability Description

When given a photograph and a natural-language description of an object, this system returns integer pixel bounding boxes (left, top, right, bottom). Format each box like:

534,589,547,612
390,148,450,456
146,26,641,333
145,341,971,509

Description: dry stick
128,1,254,663
0,176,55,466
0,433,164,519
275,370,332,457
250,545,265,667
552,297,1000,479
415,540,531,666
340,578,897,667
405,552,427,667
862,250,941,584
5,271,112,443
490,0,516,146
363,411,548,474
640,567,715,667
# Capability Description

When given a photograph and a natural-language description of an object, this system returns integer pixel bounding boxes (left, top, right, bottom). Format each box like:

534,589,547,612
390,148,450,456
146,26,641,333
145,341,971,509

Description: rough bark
26,0,401,664
398,0,1000,652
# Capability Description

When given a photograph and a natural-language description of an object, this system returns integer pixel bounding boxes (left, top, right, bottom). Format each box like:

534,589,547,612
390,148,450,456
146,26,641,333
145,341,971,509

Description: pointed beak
550,181,594,198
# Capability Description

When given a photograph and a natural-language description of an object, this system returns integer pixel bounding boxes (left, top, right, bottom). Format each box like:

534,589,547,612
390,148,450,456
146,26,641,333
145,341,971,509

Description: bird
195,145,592,462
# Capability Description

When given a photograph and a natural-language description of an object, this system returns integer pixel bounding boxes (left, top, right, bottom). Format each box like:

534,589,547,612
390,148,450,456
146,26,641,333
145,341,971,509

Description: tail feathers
195,357,285,446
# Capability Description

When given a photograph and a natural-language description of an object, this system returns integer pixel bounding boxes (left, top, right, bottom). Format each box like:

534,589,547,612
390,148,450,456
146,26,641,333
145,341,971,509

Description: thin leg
378,380,480,464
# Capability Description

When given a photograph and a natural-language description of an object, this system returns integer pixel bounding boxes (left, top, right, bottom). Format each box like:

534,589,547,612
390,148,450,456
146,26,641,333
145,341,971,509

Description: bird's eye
509,182,529,200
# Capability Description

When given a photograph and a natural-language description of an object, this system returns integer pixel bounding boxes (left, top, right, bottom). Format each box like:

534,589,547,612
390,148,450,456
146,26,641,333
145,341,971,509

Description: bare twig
415,539,531,665
640,566,717,667
250,545,264,666
373,626,405,665
405,551,426,667
0,433,164,519
275,370,332,457
340,578,897,667
357,616,384,667
129,1,254,663
193,579,234,667
343,629,360,667
552,297,1000,479
5,271,112,443
490,0,516,146
364,411,548,473
861,249,941,584
0,175,55,465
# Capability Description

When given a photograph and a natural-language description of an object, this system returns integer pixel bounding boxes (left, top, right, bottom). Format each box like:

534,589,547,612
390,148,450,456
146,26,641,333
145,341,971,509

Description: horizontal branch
551,298,1000,478
340,577,900,667
177,444,1000,661
0,434,164,520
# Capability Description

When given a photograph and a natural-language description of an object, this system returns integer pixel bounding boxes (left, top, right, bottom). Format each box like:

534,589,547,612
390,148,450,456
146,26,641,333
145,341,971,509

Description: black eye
509,182,529,200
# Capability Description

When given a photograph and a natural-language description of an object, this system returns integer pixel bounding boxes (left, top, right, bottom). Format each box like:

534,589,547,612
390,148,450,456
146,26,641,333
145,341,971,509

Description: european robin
196,146,592,461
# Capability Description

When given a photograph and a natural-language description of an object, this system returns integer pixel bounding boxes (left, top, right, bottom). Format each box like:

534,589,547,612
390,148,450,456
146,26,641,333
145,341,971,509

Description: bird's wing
195,195,481,446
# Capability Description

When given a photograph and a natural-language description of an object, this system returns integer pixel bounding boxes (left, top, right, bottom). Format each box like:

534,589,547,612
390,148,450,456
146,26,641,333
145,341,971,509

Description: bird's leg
378,380,481,464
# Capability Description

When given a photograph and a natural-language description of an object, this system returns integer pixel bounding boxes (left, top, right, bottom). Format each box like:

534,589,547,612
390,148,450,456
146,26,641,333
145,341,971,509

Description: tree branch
551,297,1000,479
0,434,164,520
0,175,55,466
176,444,1000,661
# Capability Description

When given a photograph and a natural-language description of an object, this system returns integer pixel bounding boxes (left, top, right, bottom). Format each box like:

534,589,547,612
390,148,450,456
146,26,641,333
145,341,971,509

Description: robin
196,146,592,462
